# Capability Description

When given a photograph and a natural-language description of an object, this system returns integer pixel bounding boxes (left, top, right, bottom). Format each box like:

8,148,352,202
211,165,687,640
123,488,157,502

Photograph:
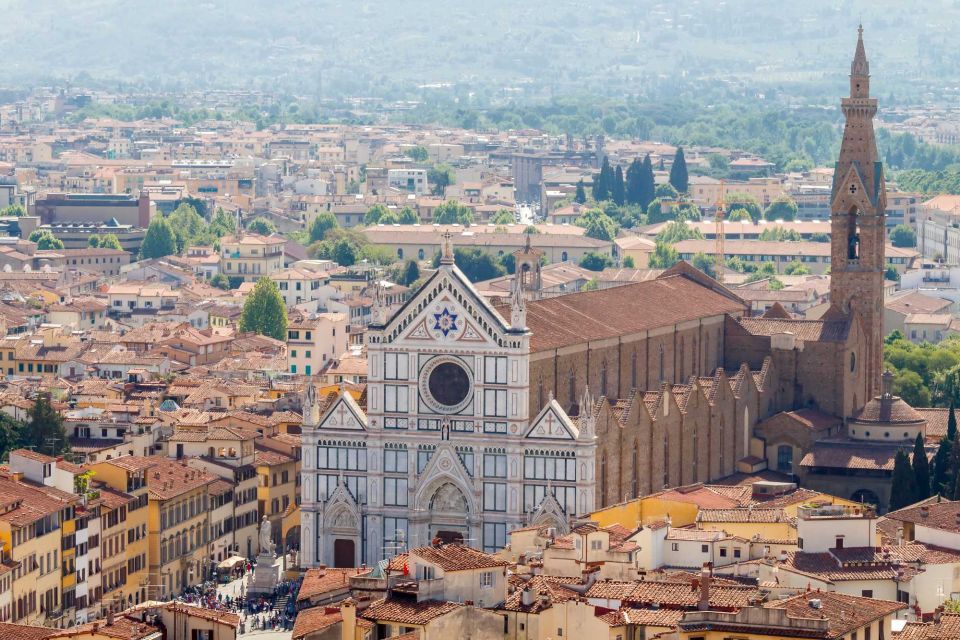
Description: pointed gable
526,398,579,440
317,392,367,431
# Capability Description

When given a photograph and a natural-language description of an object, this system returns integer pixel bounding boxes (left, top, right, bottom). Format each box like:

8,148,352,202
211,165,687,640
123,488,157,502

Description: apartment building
220,234,285,283
255,447,298,548
146,458,218,598
286,312,349,376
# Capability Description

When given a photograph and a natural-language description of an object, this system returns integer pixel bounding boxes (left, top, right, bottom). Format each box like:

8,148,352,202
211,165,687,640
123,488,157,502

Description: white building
387,168,428,195
301,236,597,567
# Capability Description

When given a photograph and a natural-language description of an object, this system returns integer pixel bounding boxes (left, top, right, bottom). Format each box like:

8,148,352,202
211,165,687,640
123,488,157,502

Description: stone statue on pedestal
259,516,274,555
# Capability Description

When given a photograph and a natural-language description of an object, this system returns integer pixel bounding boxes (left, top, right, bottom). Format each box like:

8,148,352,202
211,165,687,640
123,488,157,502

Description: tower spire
829,25,887,408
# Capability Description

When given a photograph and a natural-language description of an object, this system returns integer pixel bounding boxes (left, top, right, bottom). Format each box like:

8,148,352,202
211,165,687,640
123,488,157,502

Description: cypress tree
912,433,931,501
612,165,625,206
574,180,586,204
669,147,689,194
639,154,656,212
889,450,916,511
932,437,952,496
949,436,960,499
625,158,643,205
949,401,957,441
592,158,612,202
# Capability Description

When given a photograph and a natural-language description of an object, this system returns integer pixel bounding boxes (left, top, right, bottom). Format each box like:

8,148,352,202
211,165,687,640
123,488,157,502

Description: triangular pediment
531,491,570,534
831,164,873,212
525,399,579,440
414,443,478,512
317,392,367,431
378,266,514,345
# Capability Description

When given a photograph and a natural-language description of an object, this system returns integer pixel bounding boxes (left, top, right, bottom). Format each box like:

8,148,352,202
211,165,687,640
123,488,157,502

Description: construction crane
715,180,726,284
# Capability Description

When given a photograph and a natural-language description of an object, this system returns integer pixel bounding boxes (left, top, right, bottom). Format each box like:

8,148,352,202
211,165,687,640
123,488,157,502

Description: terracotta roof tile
764,590,905,639
298,567,367,602
410,544,509,571
292,607,342,640
361,599,463,626
736,317,850,342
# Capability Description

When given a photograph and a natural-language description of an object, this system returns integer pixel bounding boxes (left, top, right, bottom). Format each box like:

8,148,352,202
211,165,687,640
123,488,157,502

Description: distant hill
1,0,958,101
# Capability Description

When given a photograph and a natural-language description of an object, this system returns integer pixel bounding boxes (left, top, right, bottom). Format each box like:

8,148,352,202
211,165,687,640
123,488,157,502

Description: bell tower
830,25,886,400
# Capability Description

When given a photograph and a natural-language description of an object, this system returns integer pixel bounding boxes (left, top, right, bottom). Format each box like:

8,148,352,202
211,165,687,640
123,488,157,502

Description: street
215,558,292,639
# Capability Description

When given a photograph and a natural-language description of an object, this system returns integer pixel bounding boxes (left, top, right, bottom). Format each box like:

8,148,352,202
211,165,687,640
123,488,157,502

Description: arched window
600,455,607,504
743,406,751,458
418,248,425,260
631,443,638,498
537,377,544,411
630,351,637,389
777,445,793,473
847,207,860,260
658,345,665,382
662,434,669,489
600,361,608,397
397,248,404,259
568,370,576,407
561,251,568,262
850,352,857,373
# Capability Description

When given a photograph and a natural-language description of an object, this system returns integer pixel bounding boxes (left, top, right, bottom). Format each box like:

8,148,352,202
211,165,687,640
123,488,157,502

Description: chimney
339,598,356,640
107,607,115,626
138,190,151,229
521,586,535,607
698,562,712,611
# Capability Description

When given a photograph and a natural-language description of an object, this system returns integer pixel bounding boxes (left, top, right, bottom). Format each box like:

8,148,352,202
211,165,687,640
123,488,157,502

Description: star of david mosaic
433,307,459,337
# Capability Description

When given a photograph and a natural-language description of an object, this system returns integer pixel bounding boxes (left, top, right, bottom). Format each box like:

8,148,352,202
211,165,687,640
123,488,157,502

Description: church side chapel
300,28,923,568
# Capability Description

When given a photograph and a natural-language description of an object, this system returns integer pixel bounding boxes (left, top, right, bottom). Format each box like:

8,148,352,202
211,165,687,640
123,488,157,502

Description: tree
783,261,811,276
763,195,798,221
432,248,504,282
239,278,288,340
622,255,636,268
648,242,679,269
402,260,421,286
210,207,236,238
810,232,830,243
330,238,360,266
574,180,587,205
655,183,679,199
433,200,474,225
913,433,931,501
428,164,456,195
885,265,900,282
0,412,22,461
951,401,958,440
889,450,917,511
639,154,656,212
309,212,338,242
726,193,762,222
625,158,643,206
248,217,277,236
669,147,689,193
96,233,122,250
491,209,516,225
646,198,672,224
405,145,429,162
890,224,917,248
88,234,101,248
140,216,177,259
378,210,400,225
656,221,704,244
592,157,613,202
579,252,613,271
612,165,625,206
364,204,390,225
0,204,27,217
576,208,618,241
22,394,69,456
933,437,952,497
210,273,231,290
398,206,420,224
28,230,64,250
168,203,208,252
758,227,802,242
727,207,753,222
691,253,715,278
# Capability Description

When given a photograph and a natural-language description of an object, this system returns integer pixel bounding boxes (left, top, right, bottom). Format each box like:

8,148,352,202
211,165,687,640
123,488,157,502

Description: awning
218,555,247,570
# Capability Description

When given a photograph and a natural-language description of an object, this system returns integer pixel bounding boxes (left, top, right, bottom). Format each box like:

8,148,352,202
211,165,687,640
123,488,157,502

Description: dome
850,395,924,426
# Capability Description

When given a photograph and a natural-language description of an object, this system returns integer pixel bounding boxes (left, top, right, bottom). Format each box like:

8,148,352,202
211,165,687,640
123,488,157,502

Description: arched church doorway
427,482,470,544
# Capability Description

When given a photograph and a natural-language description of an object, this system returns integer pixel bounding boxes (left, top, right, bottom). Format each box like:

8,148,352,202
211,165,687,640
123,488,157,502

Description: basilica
300,28,890,568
